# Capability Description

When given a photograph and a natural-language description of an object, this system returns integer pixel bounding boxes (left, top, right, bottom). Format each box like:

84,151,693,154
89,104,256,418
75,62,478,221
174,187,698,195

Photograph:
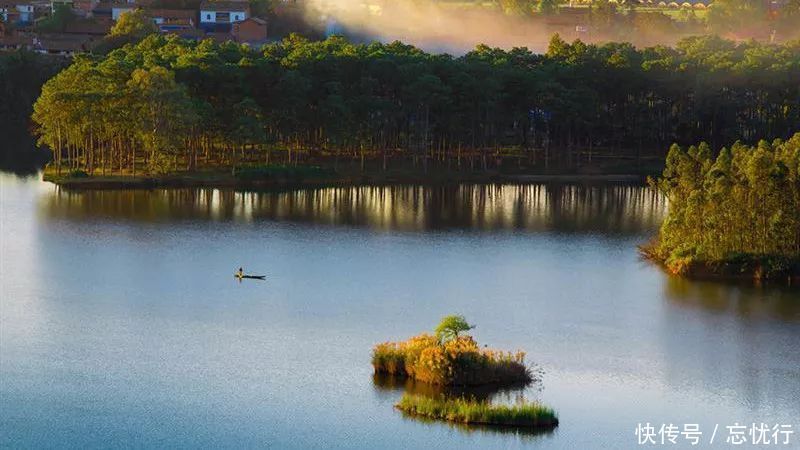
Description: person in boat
237,267,244,278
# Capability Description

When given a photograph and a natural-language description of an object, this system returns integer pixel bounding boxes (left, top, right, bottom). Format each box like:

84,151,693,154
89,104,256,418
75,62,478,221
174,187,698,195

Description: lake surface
1,173,799,449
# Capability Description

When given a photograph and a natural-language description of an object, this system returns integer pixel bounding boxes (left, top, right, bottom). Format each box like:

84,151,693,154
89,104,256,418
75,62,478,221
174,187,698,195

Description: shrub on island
396,394,558,429
372,316,531,386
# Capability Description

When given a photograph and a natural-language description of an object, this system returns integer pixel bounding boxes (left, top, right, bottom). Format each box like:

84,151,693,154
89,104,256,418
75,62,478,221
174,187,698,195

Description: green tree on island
435,315,475,343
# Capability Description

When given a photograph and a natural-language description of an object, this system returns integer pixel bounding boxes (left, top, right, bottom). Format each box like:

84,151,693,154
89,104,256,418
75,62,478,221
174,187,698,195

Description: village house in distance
0,0,268,54
3,0,792,57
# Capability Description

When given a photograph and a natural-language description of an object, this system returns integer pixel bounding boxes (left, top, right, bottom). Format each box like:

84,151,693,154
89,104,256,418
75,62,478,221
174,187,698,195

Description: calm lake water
1,173,799,449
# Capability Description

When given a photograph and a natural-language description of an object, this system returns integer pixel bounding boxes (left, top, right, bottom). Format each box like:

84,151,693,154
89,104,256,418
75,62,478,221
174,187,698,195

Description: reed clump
372,326,531,386
396,394,558,429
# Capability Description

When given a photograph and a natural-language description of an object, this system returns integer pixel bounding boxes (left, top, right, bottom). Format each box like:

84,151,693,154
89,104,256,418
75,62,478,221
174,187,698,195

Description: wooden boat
235,274,266,280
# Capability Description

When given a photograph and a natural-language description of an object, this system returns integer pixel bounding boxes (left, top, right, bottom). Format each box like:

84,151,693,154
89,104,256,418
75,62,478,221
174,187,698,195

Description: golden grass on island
372,315,532,386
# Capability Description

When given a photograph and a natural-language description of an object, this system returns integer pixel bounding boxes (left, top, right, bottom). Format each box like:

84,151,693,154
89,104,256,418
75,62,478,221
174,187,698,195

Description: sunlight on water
1,173,797,449
41,183,667,233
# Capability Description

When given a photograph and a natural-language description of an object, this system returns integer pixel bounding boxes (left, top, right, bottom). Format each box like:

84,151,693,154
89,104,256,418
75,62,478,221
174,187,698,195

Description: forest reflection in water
42,183,666,233
663,276,800,322
5,174,799,449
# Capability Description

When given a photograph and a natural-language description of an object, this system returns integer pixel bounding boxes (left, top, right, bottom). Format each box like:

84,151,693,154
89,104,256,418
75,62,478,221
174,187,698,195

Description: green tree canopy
29,35,800,178
110,10,157,39
435,315,475,343
651,134,800,276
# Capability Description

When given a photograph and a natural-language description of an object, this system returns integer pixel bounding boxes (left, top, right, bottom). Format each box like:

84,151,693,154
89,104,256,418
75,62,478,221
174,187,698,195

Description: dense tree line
31,34,800,176
650,133,800,276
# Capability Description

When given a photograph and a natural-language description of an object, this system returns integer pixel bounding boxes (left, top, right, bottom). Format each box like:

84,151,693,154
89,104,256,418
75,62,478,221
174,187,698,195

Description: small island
373,315,558,430
373,315,531,386
643,134,800,283
396,394,558,429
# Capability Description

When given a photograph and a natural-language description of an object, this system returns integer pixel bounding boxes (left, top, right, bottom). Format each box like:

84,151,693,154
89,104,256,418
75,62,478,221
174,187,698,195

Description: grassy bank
396,394,558,429
640,241,800,284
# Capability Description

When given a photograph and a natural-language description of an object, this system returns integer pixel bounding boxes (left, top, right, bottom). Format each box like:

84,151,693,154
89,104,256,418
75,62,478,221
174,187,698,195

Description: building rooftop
63,20,112,35
199,0,249,11
93,1,135,11
147,8,196,19
0,34,34,47
242,16,266,24
35,33,94,52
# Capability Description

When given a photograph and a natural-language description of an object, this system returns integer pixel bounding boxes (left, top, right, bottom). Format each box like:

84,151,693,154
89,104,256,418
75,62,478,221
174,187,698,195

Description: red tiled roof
35,33,95,52
240,16,265,24
147,8,195,19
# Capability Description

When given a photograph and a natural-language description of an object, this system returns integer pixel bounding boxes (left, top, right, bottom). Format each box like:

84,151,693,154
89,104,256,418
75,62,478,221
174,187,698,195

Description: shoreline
43,171,647,190
639,245,800,286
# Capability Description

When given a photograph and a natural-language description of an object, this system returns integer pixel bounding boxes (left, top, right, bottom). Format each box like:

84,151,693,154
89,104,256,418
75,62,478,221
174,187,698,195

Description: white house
110,2,133,20
1,2,35,24
199,0,248,31
16,3,33,22
0,4,11,22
